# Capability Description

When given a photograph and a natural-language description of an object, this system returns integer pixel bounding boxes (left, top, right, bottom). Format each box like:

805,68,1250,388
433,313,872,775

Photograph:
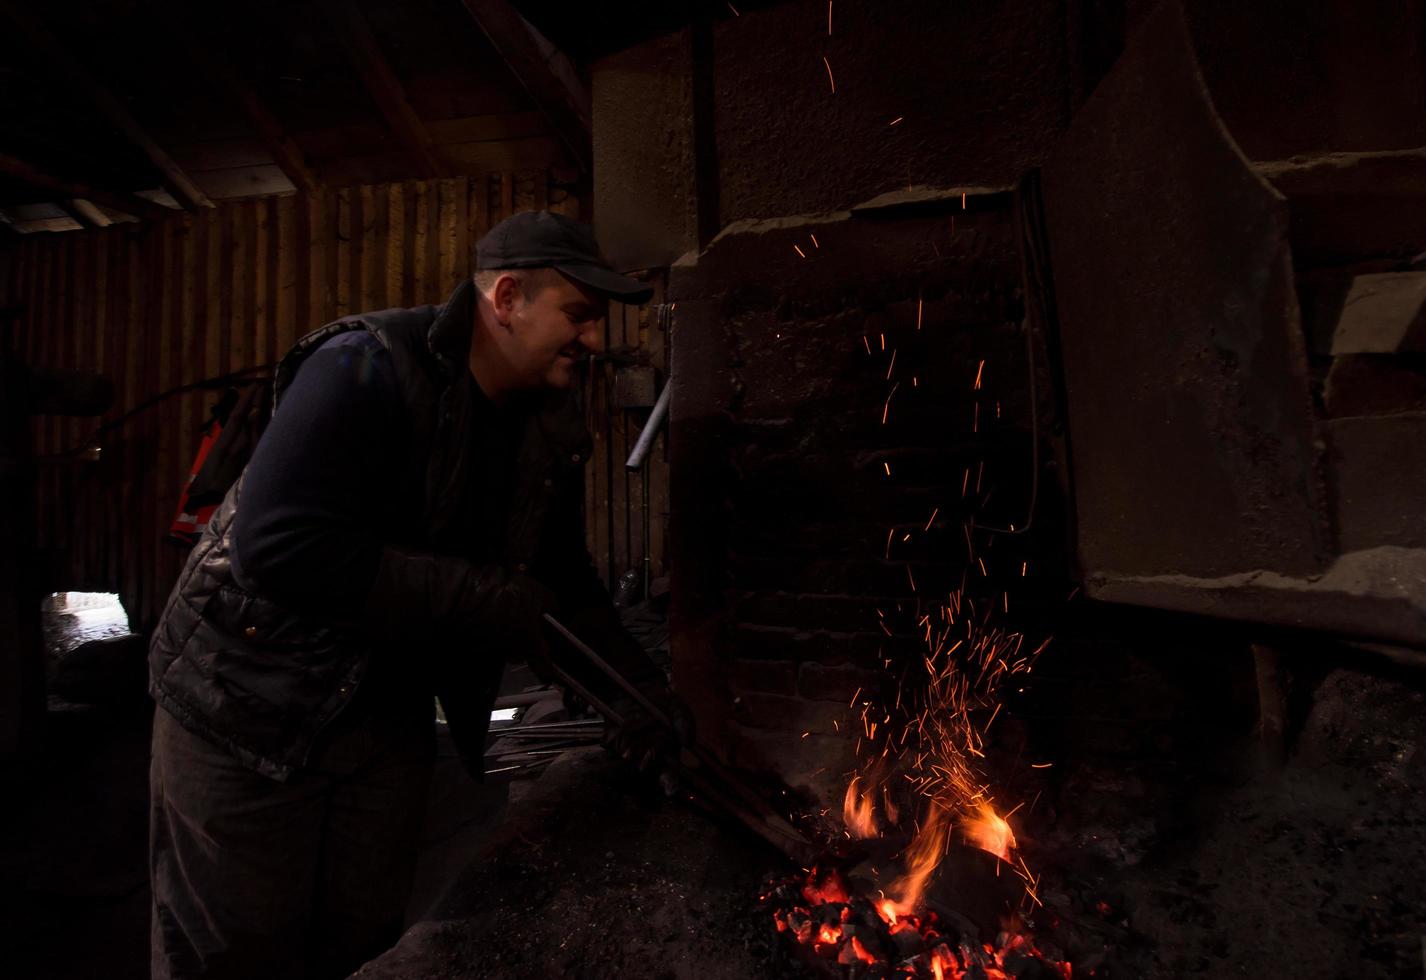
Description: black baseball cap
475,210,653,304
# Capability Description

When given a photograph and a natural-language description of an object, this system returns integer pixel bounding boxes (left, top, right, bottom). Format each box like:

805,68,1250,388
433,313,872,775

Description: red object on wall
169,419,223,544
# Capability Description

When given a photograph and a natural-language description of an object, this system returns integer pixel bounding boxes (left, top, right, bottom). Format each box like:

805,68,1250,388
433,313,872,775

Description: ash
354,747,790,980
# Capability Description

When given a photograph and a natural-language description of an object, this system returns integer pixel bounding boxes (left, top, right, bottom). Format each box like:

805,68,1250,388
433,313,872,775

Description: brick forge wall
668,197,1049,809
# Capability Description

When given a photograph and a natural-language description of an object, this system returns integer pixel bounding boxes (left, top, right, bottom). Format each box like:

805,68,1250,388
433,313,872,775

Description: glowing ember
761,865,1071,978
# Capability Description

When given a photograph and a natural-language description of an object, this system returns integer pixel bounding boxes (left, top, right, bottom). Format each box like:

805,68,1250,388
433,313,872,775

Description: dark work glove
601,688,695,776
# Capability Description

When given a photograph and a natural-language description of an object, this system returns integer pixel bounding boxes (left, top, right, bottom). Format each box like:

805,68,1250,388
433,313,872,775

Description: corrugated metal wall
0,171,605,631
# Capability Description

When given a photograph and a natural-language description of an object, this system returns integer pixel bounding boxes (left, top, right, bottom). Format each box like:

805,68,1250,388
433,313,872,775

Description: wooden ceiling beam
56,199,114,228
0,0,215,212
457,0,592,175
0,152,173,222
315,0,445,179
164,19,322,195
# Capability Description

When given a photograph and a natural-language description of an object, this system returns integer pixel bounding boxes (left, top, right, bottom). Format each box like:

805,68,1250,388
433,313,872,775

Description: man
147,211,676,979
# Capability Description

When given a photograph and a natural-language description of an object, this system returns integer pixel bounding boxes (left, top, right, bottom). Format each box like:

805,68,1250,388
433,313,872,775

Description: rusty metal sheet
1041,0,1331,583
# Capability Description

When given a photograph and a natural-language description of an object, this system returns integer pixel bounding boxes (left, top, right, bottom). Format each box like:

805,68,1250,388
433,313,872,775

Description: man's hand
602,689,695,776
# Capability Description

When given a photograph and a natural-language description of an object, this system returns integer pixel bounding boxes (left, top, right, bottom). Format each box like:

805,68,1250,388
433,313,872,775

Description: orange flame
880,800,952,918
842,776,878,839
815,923,842,945
962,803,1017,863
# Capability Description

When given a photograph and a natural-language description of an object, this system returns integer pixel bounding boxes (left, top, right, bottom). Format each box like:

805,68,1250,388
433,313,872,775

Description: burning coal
761,864,1071,978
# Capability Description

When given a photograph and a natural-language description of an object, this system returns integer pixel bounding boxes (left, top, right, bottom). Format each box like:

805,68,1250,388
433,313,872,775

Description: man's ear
491,273,522,326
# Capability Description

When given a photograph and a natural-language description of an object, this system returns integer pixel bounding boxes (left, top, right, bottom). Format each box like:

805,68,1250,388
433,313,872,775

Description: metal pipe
625,379,671,472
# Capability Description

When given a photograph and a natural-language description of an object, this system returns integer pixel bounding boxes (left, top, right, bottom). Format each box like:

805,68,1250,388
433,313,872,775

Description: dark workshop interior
3,1,1426,978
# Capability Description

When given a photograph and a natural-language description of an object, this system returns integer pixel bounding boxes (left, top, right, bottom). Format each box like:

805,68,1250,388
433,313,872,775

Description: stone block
728,624,803,661
798,662,888,703
730,691,849,735
726,659,797,698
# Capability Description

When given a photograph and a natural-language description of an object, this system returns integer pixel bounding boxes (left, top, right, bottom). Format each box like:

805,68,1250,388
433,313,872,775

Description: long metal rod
625,380,671,471
541,614,814,838
542,648,814,863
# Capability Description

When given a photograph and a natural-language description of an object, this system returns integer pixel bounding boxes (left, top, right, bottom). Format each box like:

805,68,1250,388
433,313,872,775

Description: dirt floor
4,604,1425,979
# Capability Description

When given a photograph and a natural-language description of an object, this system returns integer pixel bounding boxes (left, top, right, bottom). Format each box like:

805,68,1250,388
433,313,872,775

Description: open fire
761,338,1068,974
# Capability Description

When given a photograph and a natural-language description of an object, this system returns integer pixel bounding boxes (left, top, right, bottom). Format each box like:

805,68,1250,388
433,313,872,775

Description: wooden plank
473,176,490,252
162,23,323,195
385,183,403,309
190,165,297,201
425,111,549,146
0,2,213,211
455,0,590,174
277,195,299,353
451,178,470,289
314,0,445,179
401,182,418,308
499,172,514,221
119,230,140,619
244,200,262,370
422,180,441,304
410,181,429,305
513,171,535,213
361,184,382,313
437,136,564,174
335,187,353,318
169,137,275,172
0,154,173,223
263,198,281,365
438,180,458,292
219,206,237,373
322,189,340,325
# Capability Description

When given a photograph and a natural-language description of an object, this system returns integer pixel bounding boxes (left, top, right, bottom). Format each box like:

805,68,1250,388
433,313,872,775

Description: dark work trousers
148,705,435,980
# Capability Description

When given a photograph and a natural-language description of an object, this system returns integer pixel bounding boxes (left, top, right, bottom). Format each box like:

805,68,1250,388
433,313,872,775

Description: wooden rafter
0,153,172,222
164,18,322,195
458,0,592,174
315,0,445,179
57,199,114,228
0,1,215,212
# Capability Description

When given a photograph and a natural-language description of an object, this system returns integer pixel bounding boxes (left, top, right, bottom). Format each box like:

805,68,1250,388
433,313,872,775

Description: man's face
505,272,607,389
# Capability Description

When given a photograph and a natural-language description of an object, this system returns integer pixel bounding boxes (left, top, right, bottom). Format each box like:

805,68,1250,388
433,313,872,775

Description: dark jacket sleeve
231,333,527,640
230,334,402,616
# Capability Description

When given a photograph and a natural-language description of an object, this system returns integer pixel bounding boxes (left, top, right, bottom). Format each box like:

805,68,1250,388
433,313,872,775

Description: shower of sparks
823,55,836,93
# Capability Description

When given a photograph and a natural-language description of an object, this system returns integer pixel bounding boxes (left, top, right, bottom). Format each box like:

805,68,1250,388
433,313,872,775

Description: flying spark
822,56,836,93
